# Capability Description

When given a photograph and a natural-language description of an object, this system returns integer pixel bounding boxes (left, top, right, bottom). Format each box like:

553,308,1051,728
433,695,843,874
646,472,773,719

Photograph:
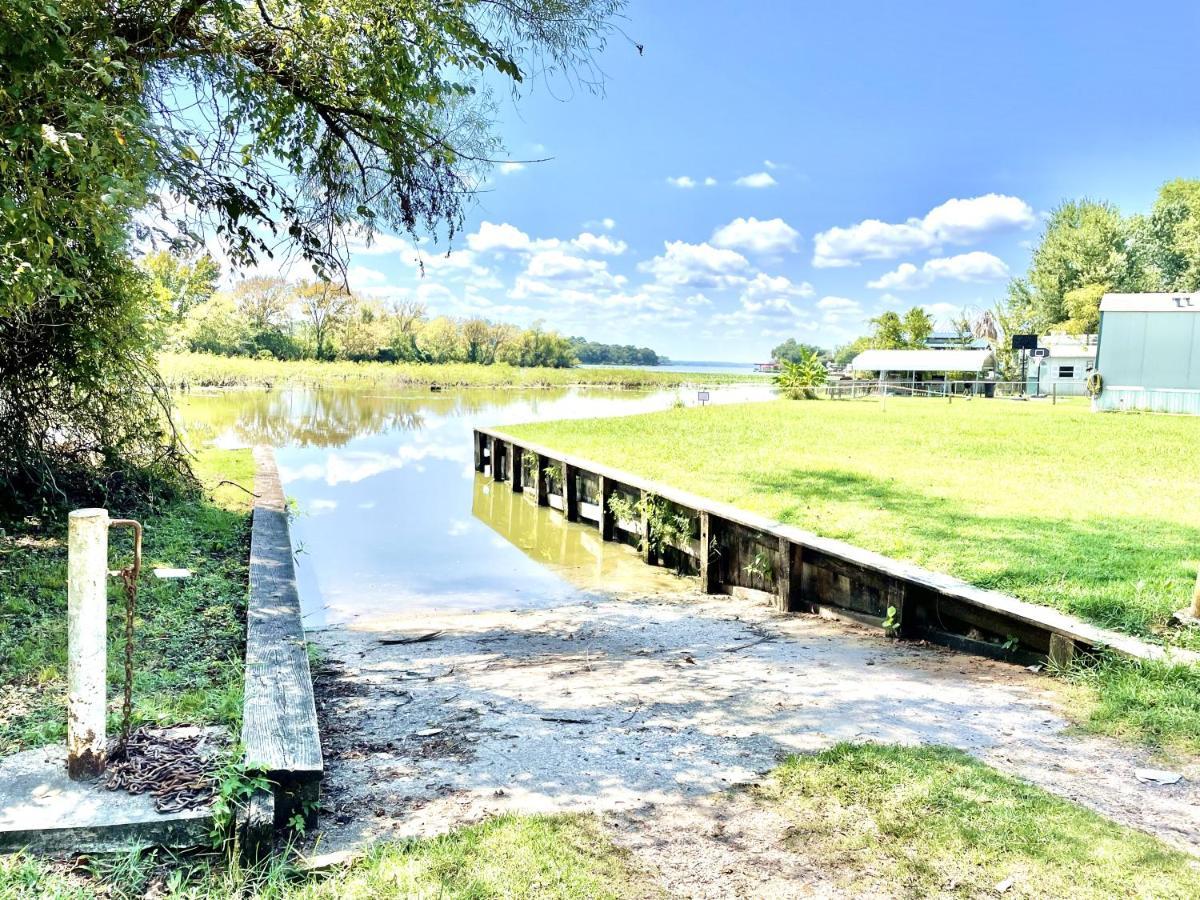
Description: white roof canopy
851,349,996,373
1100,293,1200,313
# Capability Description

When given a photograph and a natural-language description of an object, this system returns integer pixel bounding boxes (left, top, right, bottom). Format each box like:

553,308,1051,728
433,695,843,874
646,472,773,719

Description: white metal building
1029,335,1097,397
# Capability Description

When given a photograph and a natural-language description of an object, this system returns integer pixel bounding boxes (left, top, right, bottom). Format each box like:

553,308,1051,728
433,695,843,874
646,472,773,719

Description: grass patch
160,351,760,390
0,814,655,899
758,743,1199,898
507,398,1200,641
506,398,1200,748
0,448,253,755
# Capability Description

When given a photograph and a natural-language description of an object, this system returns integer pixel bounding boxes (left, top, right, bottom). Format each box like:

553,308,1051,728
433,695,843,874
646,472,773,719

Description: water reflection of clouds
278,442,470,486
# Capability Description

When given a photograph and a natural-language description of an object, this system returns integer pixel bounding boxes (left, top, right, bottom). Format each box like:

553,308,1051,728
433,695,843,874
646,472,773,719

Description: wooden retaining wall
474,428,1197,667
243,447,322,851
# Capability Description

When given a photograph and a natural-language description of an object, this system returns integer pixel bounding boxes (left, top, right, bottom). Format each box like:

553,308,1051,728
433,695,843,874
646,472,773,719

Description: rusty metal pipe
108,518,142,579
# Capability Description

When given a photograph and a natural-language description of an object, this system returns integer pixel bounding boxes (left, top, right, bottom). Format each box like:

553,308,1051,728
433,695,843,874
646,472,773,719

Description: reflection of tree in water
176,386,576,449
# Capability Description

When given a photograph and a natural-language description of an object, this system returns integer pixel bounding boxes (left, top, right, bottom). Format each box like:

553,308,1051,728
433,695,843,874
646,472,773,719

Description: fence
823,380,1026,400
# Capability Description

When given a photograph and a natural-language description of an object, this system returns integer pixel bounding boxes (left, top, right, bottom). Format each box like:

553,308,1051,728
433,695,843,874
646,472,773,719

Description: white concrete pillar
67,508,108,779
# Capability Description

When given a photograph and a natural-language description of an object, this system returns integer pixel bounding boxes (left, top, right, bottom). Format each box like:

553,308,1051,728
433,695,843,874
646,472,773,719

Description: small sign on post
697,390,710,406
67,508,109,779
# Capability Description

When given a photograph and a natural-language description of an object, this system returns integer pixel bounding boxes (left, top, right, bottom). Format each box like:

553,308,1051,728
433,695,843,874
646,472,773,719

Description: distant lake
580,360,769,376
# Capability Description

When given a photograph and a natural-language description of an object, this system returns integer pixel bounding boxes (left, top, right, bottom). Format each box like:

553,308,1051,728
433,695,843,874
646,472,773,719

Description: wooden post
67,508,108,779
1048,633,1076,669
536,455,549,506
598,476,615,540
491,437,505,481
772,535,792,614
511,446,524,493
639,489,652,563
699,512,719,593
473,431,484,473
563,463,579,522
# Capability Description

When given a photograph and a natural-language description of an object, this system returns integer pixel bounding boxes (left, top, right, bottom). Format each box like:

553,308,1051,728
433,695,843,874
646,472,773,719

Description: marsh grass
160,352,760,390
0,814,656,899
757,743,1199,899
508,398,1200,750
0,449,253,755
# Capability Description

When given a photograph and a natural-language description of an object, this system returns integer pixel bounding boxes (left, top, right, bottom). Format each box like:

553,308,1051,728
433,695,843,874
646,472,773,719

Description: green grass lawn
0,814,656,899
507,397,1200,751
756,743,1199,899
0,449,253,755
160,351,760,390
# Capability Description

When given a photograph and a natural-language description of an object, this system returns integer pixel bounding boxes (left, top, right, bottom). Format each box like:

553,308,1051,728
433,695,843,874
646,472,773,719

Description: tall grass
159,352,761,390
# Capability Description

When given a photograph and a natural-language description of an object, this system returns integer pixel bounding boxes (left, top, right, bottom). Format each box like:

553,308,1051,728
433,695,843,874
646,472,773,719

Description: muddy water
177,382,771,628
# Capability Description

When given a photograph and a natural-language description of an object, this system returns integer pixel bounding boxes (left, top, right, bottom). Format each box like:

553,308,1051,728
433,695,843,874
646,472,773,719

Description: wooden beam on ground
245,448,323,851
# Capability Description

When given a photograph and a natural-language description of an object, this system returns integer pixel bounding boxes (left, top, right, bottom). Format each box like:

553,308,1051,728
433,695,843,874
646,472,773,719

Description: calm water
178,383,773,628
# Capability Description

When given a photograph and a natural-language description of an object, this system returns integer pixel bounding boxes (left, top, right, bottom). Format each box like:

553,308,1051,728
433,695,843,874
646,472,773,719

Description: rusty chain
103,518,221,813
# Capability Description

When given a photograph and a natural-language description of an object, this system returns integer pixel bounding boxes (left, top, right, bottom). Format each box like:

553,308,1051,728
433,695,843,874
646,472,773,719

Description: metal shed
1093,293,1200,414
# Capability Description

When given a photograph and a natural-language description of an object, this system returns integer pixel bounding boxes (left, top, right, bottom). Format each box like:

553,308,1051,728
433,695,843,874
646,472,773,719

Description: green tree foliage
0,0,189,509
1143,179,1200,291
1006,200,1147,332
902,307,934,347
569,338,663,366
143,251,220,321
770,338,825,364
0,0,622,511
774,351,828,400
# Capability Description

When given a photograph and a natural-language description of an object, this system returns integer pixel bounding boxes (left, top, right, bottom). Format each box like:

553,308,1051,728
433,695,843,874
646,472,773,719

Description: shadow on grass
745,467,1200,638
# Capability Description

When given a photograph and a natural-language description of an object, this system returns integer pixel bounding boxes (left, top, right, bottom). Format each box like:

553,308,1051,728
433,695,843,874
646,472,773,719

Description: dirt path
310,588,1199,896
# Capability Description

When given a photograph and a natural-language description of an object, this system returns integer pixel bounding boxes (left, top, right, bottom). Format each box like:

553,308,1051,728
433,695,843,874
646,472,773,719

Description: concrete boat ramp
311,585,1200,884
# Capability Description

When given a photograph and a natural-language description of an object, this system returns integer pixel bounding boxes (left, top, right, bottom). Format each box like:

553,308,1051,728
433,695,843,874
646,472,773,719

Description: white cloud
763,159,780,170
347,265,387,286
498,161,526,175
741,273,814,303
813,193,1034,267
466,221,557,254
346,230,413,256
734,172,777,188
711,217,801,254
639,241,750,288
666,176,697,189
867,251,1010,290
922,194,1036,243
525,250,607,280
818,296,860,311
571,232,628,256
704,177,718,187
467,221,535,253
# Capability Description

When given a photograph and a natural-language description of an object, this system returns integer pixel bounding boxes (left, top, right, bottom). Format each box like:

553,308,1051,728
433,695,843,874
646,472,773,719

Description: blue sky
327,1,1200,362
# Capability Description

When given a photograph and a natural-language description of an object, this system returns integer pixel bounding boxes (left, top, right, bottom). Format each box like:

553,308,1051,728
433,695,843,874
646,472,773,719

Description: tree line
146,252,669,369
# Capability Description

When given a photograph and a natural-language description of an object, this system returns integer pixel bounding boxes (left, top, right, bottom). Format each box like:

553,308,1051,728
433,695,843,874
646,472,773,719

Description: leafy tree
1,0,623,510
296,281,354,360
569,338,663,366
774,351,828,400
771,338,825,364
338,300,389,361
1009,200,1147,332
143,251,220,321
417,316,467,363
1062,283,1108,335
901,307,934,347
1143,179,1200,290
833,336,871,366
868,311,907,349
182,293,251,355
233,277,291,333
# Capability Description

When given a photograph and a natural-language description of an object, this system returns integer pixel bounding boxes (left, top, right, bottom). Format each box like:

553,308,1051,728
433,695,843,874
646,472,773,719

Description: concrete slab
0,745,213,854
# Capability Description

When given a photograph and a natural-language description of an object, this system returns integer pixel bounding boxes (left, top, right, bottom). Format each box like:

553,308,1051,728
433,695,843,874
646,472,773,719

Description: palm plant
774,351,828,400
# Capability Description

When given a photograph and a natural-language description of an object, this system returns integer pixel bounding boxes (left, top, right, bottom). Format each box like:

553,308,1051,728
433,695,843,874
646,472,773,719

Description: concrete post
67,508,108,779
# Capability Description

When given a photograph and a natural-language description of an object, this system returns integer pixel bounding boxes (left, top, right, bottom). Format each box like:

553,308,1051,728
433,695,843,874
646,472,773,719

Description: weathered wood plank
597,476,615,541
564,463,579,522
473,426,1197,665
535,454,549,507
699,512,720,593
511,445,524,493
246,447,322,830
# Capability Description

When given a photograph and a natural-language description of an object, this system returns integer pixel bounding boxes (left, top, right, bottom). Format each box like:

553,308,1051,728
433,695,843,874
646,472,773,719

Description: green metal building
1093,293,1200,414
